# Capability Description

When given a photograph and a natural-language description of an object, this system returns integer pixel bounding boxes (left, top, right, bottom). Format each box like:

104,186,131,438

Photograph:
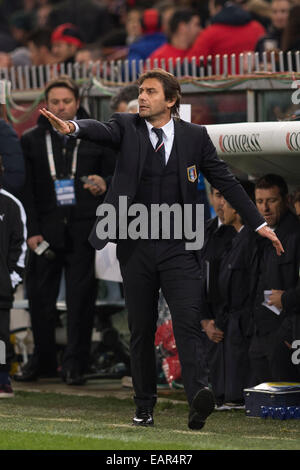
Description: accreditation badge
54,179,76,206
187,165,197,183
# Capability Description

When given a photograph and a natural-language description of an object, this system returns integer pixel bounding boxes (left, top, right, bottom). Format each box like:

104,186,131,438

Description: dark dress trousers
74,112,265,408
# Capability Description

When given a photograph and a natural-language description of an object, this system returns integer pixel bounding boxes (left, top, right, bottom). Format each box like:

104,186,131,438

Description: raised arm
40,108,73,134
40,108,122,146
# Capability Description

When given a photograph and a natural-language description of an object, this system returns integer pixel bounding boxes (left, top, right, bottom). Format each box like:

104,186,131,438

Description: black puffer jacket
253,210,300,336
0,189,26,309
20,106,116,249
0,119,25,196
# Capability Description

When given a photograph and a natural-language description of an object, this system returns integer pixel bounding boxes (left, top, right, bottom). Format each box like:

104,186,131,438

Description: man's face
126,9,142,39
116,101,128,113
46,86,79,121
255,186,288,227
28,41,44,65
75,49,92,65
271,0,290,30
184,16,201,48
161,6,175,34
221,198,237,226
208,0,218,17
52,41,76,62
138,78,175,123
294,201,300,220
210,188,224,222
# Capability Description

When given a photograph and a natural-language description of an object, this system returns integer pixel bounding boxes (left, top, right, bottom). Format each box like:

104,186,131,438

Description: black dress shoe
13,368,39,382
188,388,215,430
13,355,58,382
13,368,57,382
133,407,154,426
61,369,86,386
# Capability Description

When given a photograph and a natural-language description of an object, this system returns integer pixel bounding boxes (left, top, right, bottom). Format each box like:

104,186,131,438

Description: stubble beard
139,106,170,125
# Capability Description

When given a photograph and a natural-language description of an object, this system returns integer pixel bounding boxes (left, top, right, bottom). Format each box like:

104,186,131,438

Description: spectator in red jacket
187,0,266,74
149,8,201,70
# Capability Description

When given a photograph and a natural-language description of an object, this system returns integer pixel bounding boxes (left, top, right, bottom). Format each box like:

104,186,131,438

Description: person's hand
268,289,284,310
257,225,284,256
27,235,44,251
39,108,75,135
201,319,224,343
83,175,107,196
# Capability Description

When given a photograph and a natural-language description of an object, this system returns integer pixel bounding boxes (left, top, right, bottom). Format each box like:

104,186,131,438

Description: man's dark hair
215,0,230,8
44,75,79,101
223,179,255,224
138,68,181,118
292,188,300,204
240,179,255,202
255,174,288,199
27,28,52,50
210,180,254,198
76,44,103,61
169,9,198,35
110,84,139,112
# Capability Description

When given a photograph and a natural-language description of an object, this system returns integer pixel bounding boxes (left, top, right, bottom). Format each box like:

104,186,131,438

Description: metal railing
1,51,300,91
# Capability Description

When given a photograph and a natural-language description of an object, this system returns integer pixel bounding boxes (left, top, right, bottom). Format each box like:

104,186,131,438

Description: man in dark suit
40,69,283,430
250,174,300,383
17,76,116,385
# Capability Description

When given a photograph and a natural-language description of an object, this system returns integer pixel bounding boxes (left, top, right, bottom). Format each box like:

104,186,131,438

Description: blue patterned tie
152,127,165,167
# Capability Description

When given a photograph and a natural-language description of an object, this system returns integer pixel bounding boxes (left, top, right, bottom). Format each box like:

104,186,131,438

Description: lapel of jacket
174,119,188,202
136,117,150,181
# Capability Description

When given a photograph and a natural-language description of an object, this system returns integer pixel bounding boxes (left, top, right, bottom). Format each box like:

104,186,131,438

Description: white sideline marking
0,413,79,422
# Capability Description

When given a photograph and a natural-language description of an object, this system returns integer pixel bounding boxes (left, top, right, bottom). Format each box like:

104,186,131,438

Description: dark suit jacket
74,113,265,250
253,210,300,335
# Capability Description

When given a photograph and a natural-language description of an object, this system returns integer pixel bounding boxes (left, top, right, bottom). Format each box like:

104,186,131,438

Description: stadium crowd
0,0,299,416
0,0,299,73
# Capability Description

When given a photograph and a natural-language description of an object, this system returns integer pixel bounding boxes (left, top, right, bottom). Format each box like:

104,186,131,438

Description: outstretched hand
257,225,284,256
40,108,75,135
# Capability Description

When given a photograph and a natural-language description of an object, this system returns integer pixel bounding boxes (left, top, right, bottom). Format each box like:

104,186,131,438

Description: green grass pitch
0,391,299,450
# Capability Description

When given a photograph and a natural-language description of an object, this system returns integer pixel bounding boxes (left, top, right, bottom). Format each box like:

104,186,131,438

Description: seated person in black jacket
202,181,259,408
0,156,27,397
249,174,300,384
267,283,300,381
266,188,300,380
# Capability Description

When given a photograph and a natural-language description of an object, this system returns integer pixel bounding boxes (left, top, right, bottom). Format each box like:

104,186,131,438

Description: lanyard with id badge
46,131,80,206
